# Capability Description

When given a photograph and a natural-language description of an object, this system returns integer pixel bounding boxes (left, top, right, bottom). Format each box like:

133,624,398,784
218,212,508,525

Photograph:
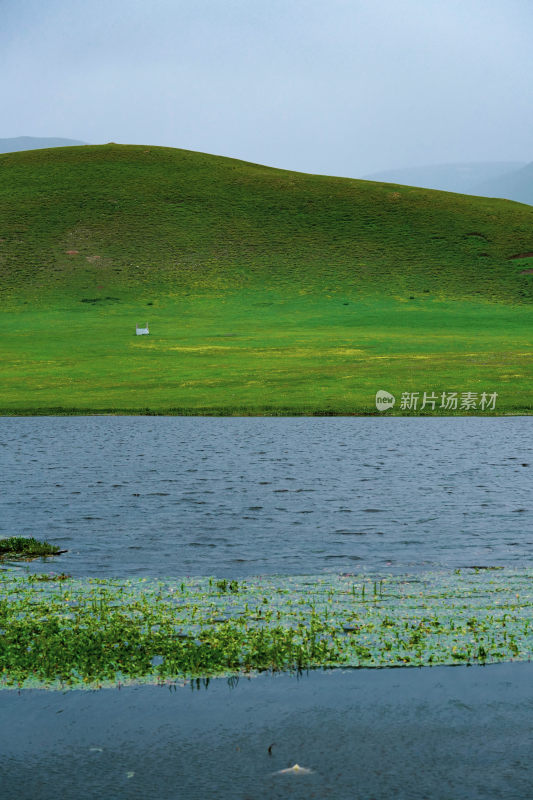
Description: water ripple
0,416,531,578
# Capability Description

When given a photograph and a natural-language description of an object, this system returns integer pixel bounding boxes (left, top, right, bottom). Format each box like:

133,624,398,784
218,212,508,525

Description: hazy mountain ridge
0,136,87,153
362,162,527,197
472,162,533,206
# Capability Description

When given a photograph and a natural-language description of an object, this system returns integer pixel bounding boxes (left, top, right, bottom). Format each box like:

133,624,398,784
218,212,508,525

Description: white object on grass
136,323,149,335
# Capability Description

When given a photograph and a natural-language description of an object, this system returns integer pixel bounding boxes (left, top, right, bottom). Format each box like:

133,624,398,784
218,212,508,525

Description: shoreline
1,409,532,417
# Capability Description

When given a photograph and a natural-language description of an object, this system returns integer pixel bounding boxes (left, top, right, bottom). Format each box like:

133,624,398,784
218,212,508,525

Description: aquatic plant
1,568,532,689
215,579,240,594
0,537,64,560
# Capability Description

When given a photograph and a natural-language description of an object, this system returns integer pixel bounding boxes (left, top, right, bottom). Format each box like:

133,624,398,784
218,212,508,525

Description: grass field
1,144,532,415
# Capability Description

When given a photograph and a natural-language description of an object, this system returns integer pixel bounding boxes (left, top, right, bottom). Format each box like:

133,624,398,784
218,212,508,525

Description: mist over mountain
472,162,533,206
0,136,86,153
362,162,527,196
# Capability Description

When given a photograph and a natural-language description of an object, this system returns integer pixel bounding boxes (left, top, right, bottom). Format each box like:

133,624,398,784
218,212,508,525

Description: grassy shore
1,568,532,689
1,144,532,414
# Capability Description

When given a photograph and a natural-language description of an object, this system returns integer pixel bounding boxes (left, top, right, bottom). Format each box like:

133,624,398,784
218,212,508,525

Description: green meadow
1,143,532,414
2,291,532,414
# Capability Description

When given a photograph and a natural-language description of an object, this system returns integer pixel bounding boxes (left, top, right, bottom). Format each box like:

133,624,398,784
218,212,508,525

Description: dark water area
1,416,532,578
1,663,533,800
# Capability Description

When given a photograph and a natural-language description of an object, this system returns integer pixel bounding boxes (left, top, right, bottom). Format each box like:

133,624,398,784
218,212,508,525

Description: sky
1,0,532,177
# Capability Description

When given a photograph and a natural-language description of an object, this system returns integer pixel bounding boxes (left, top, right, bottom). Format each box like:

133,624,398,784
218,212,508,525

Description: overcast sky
1,0,532,176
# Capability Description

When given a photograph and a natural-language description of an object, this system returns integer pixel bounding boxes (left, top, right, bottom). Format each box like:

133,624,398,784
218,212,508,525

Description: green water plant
0,537,65,560
1,568,533,689
26,572,71,582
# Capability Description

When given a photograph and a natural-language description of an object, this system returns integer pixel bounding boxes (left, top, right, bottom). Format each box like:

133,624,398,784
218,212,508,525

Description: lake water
2,415,533,799
2,664,533,800
1,416,532,577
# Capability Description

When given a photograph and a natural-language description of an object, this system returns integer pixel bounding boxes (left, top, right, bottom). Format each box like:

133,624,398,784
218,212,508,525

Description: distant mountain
471,162,533,206
362,162,527,196
0,136,87,154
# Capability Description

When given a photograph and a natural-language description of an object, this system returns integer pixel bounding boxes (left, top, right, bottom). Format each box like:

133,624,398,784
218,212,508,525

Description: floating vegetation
216,579,240,594
1,569,533,690
27,572,71,582
0,537,65,561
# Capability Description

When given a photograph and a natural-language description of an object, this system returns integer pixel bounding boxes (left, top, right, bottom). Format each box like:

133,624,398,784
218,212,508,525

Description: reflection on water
0,416,532,577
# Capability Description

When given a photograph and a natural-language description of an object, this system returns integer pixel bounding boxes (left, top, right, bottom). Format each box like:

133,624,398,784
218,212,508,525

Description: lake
1,416,531,577
1,415,532,799
1,664,533,799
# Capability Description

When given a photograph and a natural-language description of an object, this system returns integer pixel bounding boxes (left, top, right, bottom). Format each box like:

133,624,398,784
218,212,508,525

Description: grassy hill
1,144,532,415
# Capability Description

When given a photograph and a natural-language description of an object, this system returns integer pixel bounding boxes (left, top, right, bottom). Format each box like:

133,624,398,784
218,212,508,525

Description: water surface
1,416,531,577
1,663,532,800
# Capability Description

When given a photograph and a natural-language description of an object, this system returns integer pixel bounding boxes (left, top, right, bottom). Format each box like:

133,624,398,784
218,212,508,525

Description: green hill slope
1,144,532,415
1,143,533,302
